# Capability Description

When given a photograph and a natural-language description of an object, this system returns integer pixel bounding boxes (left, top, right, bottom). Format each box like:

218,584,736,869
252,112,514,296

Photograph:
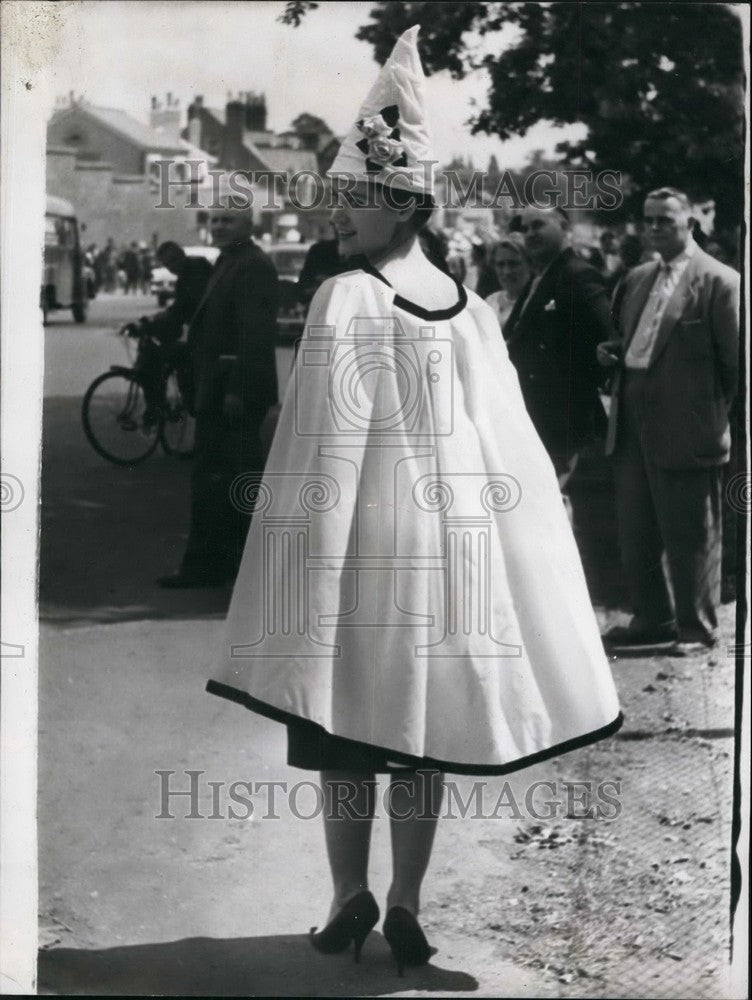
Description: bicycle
82,321,196,466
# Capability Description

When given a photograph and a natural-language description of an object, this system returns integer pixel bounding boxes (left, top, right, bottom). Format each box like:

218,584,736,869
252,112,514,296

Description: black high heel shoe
382,906,436,976
309,890,380,963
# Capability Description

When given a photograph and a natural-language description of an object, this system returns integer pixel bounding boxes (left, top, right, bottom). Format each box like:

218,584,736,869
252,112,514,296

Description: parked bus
42,195,88,324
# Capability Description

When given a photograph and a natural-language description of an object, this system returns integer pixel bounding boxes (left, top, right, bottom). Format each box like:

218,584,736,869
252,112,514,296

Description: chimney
150,92,181,144
187,116,201,148
224,96,246,167
225,96,245,136
244,92,267,132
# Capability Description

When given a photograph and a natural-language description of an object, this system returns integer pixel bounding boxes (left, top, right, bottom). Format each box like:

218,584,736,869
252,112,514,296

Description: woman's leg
386,769,444,916
320,770,377,921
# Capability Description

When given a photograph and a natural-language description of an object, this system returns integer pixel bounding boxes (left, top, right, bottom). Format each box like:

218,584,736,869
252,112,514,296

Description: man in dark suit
598,187,739,654
503,207,614,490
158,206,279,588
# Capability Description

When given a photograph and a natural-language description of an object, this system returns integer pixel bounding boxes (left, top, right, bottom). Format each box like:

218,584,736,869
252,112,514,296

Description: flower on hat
357,114,392,138
366,136,406,167
355,104,407,173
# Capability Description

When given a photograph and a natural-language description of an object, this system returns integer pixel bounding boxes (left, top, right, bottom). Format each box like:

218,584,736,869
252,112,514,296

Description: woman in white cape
208,26,622,975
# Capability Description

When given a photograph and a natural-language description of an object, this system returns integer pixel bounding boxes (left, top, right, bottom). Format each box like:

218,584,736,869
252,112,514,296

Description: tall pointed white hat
328,25,435,195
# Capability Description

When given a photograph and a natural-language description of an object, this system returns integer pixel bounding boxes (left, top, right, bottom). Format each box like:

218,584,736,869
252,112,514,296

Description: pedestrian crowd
133,178,739,665
85,238,154,295
115,27,740,977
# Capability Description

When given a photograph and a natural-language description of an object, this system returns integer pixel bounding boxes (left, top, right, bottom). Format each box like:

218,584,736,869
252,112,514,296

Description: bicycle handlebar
119,320,152,339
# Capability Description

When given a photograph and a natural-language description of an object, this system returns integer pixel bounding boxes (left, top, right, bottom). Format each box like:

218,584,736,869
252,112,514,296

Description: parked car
41,195,88,324
149,245,221,306
267,242,311,342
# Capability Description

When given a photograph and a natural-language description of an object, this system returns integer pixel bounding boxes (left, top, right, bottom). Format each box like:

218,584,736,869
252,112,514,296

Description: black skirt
287,719,427,773
207,679,625,776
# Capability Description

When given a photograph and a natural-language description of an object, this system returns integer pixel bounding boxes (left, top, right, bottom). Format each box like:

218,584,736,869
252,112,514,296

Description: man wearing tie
599,188,739,654
158,205,279,588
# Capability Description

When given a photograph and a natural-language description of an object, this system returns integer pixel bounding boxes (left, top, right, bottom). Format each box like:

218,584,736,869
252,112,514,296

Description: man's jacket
605,244,739,469
503,247,614,461
188,240,279,414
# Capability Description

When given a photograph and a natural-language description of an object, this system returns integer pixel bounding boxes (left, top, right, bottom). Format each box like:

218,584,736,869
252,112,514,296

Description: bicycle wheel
160,372,196,458
82,370,161,465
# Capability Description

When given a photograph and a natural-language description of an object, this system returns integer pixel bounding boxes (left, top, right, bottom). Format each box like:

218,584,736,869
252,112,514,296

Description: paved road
44,293,294,399
36,294,741,998
40,293,292,623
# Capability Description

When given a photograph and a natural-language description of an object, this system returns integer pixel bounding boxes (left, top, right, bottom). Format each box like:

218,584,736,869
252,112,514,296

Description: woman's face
494,246,531,296
330,183,411,260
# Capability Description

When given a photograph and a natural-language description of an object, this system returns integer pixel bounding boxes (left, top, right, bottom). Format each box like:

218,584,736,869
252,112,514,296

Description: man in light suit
599,187,739,654
158,205,279,588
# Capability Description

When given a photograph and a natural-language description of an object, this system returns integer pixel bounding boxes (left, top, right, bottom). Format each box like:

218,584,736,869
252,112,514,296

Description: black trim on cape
360,261,468,321
206,679,625,776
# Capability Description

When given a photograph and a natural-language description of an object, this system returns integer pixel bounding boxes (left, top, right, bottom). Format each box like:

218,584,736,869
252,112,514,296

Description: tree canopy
291,112,331,135
281,1,744,227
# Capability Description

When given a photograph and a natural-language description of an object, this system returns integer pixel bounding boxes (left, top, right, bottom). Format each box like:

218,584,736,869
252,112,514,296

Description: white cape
209,269,621,773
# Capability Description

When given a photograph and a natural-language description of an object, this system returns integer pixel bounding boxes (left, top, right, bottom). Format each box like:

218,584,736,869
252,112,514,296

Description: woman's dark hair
418,226,451,274
375,182,436,233
156,240,183,257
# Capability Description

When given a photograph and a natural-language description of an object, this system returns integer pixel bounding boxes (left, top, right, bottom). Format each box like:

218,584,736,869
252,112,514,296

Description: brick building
46,94,219,247
185,93,339,240
46,92,343,247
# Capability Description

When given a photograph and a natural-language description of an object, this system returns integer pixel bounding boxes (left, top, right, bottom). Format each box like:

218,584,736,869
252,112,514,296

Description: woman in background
485,233,533,329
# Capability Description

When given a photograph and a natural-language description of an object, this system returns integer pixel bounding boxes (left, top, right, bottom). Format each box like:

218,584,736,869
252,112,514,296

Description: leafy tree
279,1,319,28
281,1,744,227
291,112,332,137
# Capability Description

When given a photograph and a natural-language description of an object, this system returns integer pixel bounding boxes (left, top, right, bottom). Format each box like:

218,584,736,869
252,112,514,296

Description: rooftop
50,103,185,152
243,139,318,175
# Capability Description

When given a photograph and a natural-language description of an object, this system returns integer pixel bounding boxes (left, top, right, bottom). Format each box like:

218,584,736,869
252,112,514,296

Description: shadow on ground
40,397,230,624
38,934,479,996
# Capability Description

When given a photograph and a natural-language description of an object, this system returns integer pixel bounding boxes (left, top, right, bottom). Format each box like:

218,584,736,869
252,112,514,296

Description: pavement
35,294,745,998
